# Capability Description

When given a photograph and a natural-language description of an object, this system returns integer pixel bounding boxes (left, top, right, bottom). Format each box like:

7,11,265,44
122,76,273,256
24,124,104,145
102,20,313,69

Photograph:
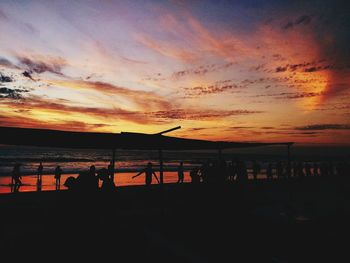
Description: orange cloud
48,79,172,111
1,96,158,125
0,114,109,132
135,34,197,62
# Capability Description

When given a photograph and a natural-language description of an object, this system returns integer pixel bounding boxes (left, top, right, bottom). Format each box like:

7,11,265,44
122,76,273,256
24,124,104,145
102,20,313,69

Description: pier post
218,148,222,161
111,148,116,182
287,144,291,177
159,149,164,184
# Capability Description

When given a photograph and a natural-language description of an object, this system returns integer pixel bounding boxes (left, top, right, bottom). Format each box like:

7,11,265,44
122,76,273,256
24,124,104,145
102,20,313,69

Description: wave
0,157,105,163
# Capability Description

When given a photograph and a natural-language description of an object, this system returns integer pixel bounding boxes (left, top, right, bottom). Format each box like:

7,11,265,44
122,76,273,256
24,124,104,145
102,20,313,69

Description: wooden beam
155,126,181,135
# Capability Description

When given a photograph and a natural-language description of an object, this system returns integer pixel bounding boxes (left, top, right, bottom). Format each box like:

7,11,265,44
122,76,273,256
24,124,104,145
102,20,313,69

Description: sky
0,0,349,144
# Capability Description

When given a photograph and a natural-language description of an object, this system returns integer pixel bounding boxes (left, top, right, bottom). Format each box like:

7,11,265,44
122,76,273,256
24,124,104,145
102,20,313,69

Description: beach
1,175,349,262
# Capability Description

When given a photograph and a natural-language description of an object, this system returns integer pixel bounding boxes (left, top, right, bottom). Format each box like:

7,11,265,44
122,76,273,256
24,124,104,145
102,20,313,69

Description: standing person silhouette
37,162,43,191
132,162,159,186
89,165,98,189
313,162,319,176
266,163,273,181
252,160,260,181
177,162,184,183
54,165,62,190
108,161,114,183
11,163,22,192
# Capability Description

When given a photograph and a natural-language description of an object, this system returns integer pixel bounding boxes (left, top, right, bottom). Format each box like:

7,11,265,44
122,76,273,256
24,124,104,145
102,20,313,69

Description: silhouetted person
133,162,159,186
108,161,114,183
227,161,233,181
336,162,348,177
266,163,273,181
313,162,319,176
64,176,76,190
276,161,283,179
54,165,62,190
237,161,248,182
329,161,335,177
98,168,115,191
293,161,298,177
199,160,210,183
218,159,228,182
177,162,184,183
37,162,43,191
252,160,260,181
297,161,304,177
320,161,328,176
11,163,22,192
89,165,98,189
305,162,312,177
189,168,200,184
286,161,291,178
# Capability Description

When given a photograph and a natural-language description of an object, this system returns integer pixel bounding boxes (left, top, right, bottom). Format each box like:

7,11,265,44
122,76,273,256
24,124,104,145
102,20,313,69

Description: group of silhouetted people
185,159,350,184
9,159,350,193
10,161,116,193
64,161,116,192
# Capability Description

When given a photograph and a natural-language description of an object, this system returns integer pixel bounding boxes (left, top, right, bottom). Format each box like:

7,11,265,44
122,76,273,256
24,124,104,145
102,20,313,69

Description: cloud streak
1,96,156,125
295,124,350,131
0,114,111,132
148,109,262,120
49,79,172,111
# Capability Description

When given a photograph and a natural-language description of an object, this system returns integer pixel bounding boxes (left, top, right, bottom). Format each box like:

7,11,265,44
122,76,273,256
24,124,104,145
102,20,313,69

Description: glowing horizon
0,0,349,144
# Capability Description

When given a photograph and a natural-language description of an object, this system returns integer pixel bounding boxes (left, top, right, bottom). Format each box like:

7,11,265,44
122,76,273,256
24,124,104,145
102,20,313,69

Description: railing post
111,148,116,182
287,144,291,177
159,149,163,184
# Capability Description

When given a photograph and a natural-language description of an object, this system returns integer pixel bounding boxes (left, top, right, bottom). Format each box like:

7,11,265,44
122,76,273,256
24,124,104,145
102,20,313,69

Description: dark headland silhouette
0,126,349,262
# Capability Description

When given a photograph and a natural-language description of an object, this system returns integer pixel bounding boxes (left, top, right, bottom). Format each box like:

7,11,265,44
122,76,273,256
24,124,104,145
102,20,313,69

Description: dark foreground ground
1,176,350,262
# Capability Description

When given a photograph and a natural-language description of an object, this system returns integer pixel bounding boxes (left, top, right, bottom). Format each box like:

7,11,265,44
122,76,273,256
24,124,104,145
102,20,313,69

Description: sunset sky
0,0,349,144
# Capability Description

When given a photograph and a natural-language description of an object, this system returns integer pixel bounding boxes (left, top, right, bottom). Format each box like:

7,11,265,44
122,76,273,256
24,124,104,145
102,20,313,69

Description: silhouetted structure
54,166,62,190
37,162,43,191
0,126,294,190
133,162,159,186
